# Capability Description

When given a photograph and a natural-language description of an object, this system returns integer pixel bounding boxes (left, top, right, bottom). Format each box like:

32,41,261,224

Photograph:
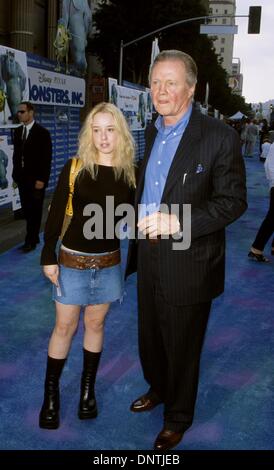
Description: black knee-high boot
39,356,66,429
78,349,101,420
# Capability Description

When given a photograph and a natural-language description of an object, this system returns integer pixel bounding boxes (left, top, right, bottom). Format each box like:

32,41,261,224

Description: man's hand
35,180,45,189
43,265,59,286
138,212,180,238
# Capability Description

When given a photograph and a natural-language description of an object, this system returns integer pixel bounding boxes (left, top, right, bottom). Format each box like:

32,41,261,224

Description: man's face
150,60,195,125
17,105,33,124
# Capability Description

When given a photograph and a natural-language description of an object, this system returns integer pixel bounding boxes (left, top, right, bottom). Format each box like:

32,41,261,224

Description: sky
233,0,274,104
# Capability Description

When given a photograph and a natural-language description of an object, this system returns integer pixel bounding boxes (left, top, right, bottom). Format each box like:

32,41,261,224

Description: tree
92,0,208,84
91,0,250,115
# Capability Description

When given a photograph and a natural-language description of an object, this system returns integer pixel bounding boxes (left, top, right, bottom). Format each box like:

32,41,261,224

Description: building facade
229,57,243,95
208,0,236,76
0,0,63,59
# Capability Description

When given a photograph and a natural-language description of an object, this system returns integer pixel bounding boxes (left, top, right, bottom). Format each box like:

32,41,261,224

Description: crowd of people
227,117,274,159
11,48,272,450
225,116,274,263
227,115,274,264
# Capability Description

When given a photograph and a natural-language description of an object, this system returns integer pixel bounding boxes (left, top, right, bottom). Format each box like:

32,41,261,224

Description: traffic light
248,6,261,34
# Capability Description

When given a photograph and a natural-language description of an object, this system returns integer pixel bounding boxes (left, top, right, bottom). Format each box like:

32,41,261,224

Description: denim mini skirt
52,248,123,306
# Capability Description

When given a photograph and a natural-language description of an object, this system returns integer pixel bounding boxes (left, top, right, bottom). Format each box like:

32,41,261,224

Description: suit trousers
252,187,274,251
18,181,45,245
137,239,211,432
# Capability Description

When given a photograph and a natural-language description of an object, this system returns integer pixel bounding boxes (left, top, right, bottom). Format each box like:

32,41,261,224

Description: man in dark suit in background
12,101,52,252
126,50,247,450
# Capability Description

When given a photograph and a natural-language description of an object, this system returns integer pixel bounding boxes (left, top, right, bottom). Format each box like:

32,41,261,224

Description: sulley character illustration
0,51,26,121
110,83,118,106
137,92,146,128
0,149,8,190
0,68,7,124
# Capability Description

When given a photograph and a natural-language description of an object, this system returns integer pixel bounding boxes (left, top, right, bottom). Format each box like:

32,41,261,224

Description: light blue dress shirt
139,105,192,220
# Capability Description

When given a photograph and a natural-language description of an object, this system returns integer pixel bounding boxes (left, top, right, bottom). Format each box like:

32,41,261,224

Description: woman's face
92,112,118,162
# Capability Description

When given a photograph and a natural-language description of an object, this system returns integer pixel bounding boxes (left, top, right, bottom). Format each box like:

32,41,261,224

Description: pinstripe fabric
126,107,247,305
137,239,211,431
126,106,247,432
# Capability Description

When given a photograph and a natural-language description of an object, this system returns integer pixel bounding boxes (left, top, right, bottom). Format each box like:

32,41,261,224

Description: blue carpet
0,151,274,450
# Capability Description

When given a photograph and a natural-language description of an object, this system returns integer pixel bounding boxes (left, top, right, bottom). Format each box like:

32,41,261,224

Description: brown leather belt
147,238,160,244
58,249,121,270
145,235,161,244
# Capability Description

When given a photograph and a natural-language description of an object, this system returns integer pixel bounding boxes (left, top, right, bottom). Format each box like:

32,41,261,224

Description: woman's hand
43,264,59,286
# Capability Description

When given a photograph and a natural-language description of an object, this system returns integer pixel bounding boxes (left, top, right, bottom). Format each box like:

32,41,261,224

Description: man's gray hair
149,50,198,88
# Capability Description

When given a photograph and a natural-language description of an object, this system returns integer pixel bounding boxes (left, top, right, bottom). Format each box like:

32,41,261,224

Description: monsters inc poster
108,78,150,131
0,46,29,127
0,135,16,207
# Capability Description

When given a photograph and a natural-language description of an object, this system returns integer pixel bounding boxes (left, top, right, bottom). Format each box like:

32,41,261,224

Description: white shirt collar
24,120,35,134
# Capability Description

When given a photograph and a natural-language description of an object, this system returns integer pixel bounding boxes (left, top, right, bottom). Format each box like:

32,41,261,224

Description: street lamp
118,8,262,85
119,15,209,85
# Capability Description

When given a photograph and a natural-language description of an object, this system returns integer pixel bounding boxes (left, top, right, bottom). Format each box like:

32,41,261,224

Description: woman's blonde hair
77,102,136,187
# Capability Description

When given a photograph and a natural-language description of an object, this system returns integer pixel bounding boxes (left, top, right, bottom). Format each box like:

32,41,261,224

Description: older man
126,50,247,450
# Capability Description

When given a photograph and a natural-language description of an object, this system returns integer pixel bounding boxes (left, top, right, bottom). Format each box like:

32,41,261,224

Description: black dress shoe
21,244,36,253
154,428,184,450
248,251,269,262
18,244,27,251
130,393,161,413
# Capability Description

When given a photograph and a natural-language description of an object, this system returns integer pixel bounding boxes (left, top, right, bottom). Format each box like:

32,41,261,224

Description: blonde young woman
39,102,135,429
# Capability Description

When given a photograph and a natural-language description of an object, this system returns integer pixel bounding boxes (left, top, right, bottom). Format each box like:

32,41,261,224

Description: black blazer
12,122,52,187
126,107,247,306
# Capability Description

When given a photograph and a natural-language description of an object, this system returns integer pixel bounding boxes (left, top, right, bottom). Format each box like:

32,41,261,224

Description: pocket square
195,163,205,174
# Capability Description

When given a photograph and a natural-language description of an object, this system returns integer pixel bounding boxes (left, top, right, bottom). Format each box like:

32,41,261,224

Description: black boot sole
78,408,98,420
39,418,59,429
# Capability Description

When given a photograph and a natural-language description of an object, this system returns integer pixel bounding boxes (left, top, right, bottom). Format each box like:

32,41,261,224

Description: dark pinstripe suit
126,107,247,432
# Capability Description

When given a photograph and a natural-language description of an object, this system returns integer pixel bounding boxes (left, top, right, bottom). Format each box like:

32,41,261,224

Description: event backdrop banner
28,67,85,107
108,78,150,131
0,46,29,128
0,135,19,208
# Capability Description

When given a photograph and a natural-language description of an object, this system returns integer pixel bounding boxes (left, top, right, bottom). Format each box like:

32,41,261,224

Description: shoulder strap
65,157,83,216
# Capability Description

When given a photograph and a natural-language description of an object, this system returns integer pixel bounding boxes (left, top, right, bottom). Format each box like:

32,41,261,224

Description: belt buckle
89,257,99,270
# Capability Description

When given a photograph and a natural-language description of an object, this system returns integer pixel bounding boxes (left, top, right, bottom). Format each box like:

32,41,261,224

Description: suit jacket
126,107,247,306
12,122,52,187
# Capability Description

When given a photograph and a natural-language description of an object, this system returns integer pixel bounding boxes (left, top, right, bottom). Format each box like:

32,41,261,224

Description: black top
41,159,134,265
